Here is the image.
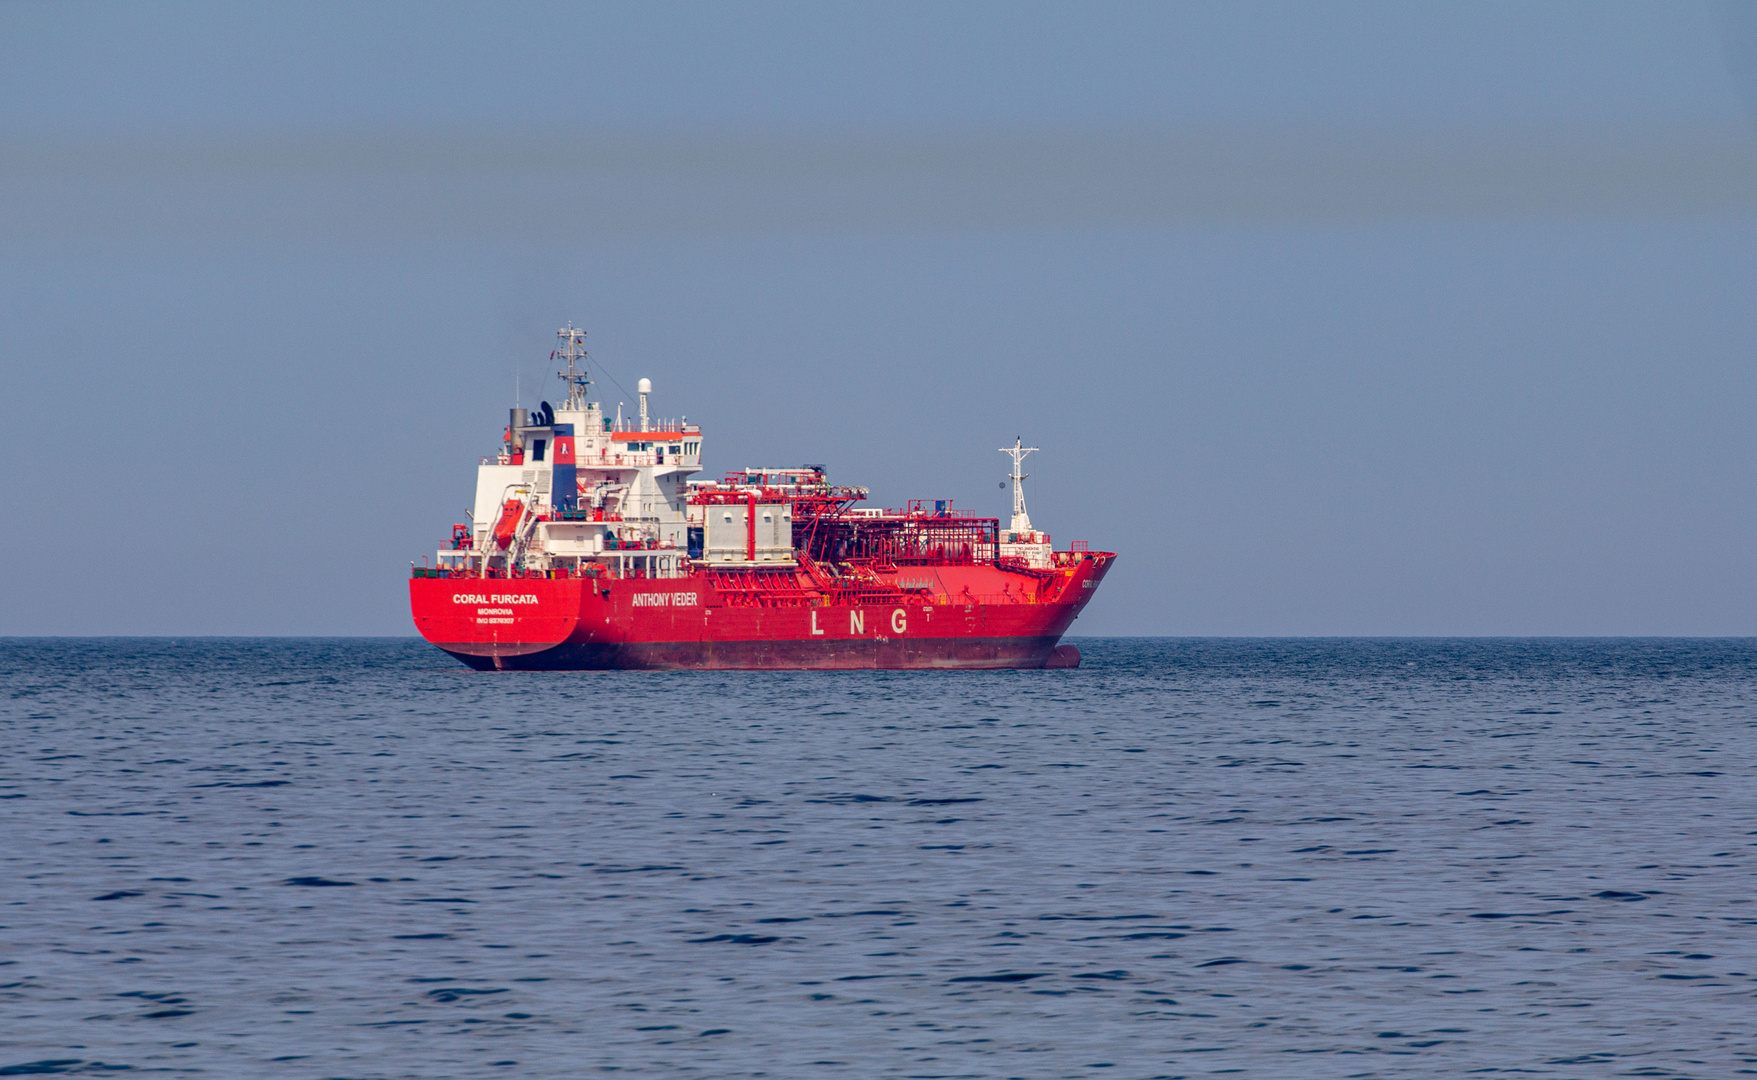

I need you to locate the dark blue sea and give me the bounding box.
[2,638,1753,1079]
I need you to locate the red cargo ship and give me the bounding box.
[409,326,1114,669]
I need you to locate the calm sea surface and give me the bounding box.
[1,638,1753,1079]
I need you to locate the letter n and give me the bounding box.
[849,610,865,635]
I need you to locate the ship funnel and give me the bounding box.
[638,378,652,431]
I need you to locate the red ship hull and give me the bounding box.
[410,556,1113,670]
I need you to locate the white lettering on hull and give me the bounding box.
[630,592,701,608]
[453,593,539,604]
[812,607,908,637]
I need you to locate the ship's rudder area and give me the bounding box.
[433,640,627,671]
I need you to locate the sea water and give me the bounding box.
[1,638,1752,1079]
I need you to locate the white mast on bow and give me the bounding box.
[1000,437,1039,536]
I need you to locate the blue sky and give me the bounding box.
[4,2,1755,635]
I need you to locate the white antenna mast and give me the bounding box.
[999,436,1039,536]
[555,323,591,410]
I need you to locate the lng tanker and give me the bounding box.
[408,325,1114,670]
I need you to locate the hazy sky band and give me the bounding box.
[8,126,1757,251]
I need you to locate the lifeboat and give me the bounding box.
[491,499,525,549]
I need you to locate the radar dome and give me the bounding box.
[637,378,652,394]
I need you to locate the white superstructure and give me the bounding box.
[438,324,702,578]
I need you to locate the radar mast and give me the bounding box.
[1000,437,1039,535]
[555,323,591,410]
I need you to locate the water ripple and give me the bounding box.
[1,637,1753,1077]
